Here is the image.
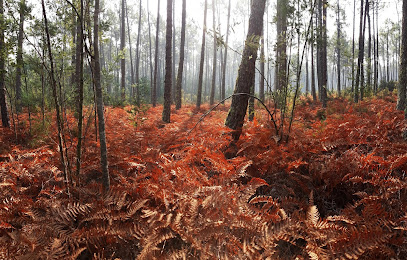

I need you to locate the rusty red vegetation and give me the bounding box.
[0,95,406,259]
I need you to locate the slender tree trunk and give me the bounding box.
[210,0,217,105]
[15,0,25,113]
[42,0,69,195]
[196,0,208,109]
[93,0,110,192]
[152,0,160,106]
[225,0,266,140]
[221,0,231,103]
[147,0,154,105]
[135,0,142,105]
[311,3,317,101]
[162,0,173,123]
[398,0,407,111]
[0,0,9,128]
[319,0,328,107]
[355,0,367,102]
[367,1,372,90]
[71,7,76,86]
[275,0,288,93]
[336,0,341,96]
[175,0,186,109]
[306,46,309,95]
[352,0,356,93]
[316,6,321,99]
[125,0,135,100]
[248,75,255,121]
[120,0,126,101]
[75,0,84,179]
[260,28,265,101]
[373,0,377,93]
[171,0,176,103]
[386,32,390,82]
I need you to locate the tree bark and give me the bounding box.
[42,0,69,194]
[171,0,176,103]
[93,0,110,193]
[352,0,356,93]
[175,0,186,109]
[210,0,217,105]
[275,0,288,93]
[225,0,266,140]
[260,28,265,101]
[125,0,135,100]
[120,0,126,101]
[196,0,208,109]
[15,0,25,113]
[319,0,328,107]
[354,0,367,102]
[0,0,9,128]
[147,0,154,106]
[75,0,84,178]
[152,0,160,107]
[221,0,231,103]
[311,1,317,101]
[398,0,407,111]
[367,1,372,90]
[162,0,173,123]
[135,0,142,105]
[336,0,341,96]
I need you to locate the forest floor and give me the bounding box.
[0,94,407,259]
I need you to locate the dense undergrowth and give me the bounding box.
[0,95,407,259]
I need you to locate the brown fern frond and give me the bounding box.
[125,199,149,219]
[138,229,177,260]
[307,205,320,227]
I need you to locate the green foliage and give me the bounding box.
[127,104,149,128]
[379,80,397,92]
[28,115,52,147]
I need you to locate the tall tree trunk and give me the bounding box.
[125,0,135,100]
[120,0,126,101]
[175,0,186,109]
[319,0,328,107]
[152,0,160,107]
[93,0,110,192]
[336,0,341,96]
[196,0,208,109]
[162,0,173,123]
[372,0,377,93]
[75,0,84,179]
[221,0,231,103]
[367,1,372,90]
[210,0,217,105]
[398,0,407,111]
[225,0,266,140]
[171,0,176,103]
[311,2,317,101]
[42,0,70,195]
[71,7,76,86]
[135,0,142,105]
[147,0,154,105]
[248,76,255,121]
[260,28,265,101]
[275,0,288,93]
[355,0,367,102]
[386,32,390,82]
[15,0,25,113]
[306,46,309,95]
[0,0,9,128]
[352,0,356,93]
